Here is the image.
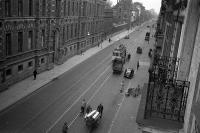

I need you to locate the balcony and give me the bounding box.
[173,0,188,11]
[137,56,190,132]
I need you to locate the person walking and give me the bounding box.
[86,105,92,114]
[120,79,125,93]
[137,61,139,70]
[81,99,86,114]
[62,122,68,133]
[33,69,37,80]
[97,104,103,118]
[109,38,111,43]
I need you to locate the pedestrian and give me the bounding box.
[33,69,37,80]
[137,61,139,70]
[97,103,103,118]
[62,122,68,133]
[120,79,125,93]
[86,105,92,114]
[81,99,86,114]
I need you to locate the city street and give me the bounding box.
[0,21,155,133]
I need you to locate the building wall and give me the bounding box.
[104,8,113,36]
[183,8,200,133]
[0,0,106,91]
[177,0,200,81]
[112,0,132,25]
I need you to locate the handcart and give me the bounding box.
[84,110,101,128]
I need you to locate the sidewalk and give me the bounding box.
[0,27,139,112]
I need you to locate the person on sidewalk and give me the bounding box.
[109,38,111,43]
[137,61,139,70]
[33,69,37,80]
[81,99,86,114]
[62,122,68,133]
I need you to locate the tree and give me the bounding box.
[105,0,113,9]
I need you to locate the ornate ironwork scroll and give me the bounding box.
[145,56,190,122]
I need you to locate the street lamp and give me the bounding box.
[87,32,90,46]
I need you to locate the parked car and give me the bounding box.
[145,32,150,41]
[137,47,142,54]
[124,68,134,79]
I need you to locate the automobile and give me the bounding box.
[124,68,134,79]
[124,35,129,39]
[145,32,150,41]
[137,47,142,54]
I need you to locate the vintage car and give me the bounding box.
[137,47,142,54]
[124,68,134,79]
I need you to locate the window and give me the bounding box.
[42,0,46,16]
[28,31,33,50]
[0,38,2,46]
[83,2,86,16]
[18,65,23,72]
[41,58,45,64]
[28,61,33,68]
[6,69,12,76]
[6,33,11,55]
[18,32,23,52]
[72,2,74,16]
[68,1,70,16]
[75,23,77,37]
[5,0,11,17]
[18,0,23,16]
[0,22,2,28]
[71,24,73,38]
[63,27,65,44]
[66,25,69,40]
[64,0,66,16]
[29,0,33,16]
[56,0,60,17]
[41,30,45,47]
[78,2,81,16]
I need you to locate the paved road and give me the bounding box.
[0,21,155,133]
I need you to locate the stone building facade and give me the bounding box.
[112,0,132,25]
[0,0,105,91]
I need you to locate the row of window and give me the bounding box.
[6,61,33,77]
[5,58,45,77]
[63,1,104,17]
[5,31,33,56]
[4,0,104,17]
[5,0,33,17]
[62,21,103,42]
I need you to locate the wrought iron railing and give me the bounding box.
[145,56,190,122]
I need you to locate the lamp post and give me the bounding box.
[87,32,90,46]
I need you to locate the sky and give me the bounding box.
[110,0,161,13]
